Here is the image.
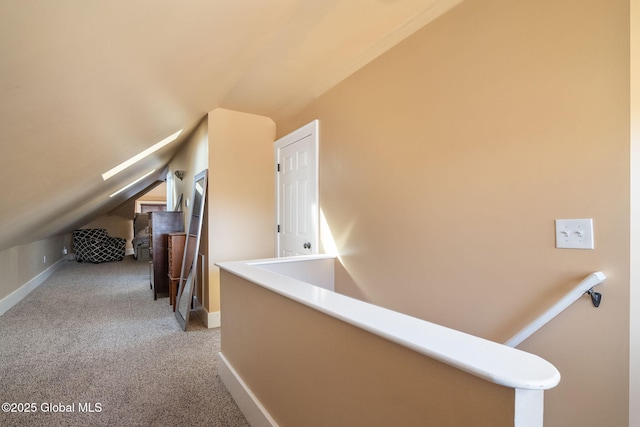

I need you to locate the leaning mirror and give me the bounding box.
[175,169,208,330]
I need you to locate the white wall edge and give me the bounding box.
[217,352,278,427]
[0,256,67,316]
[514,389,544,427]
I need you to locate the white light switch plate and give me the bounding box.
[555,219,594,249]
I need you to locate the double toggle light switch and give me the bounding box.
[555,219,594,249]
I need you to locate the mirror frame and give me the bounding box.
[175,169,208,330]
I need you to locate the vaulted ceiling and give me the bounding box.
[0,0,461,252]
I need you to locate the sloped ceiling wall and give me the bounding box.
[0,0,461,252]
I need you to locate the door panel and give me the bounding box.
[275,120,318,257]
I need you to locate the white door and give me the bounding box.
[275,120,319,257]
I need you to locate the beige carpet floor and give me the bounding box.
[0,256,249,427]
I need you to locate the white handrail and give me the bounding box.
[505,272,606,348]
[219,256,560,391]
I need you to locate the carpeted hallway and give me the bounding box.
[0,256,249,427]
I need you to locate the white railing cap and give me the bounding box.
[218,256,560,390]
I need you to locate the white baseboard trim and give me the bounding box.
[217,352,278,427]
[192,301,220,329]
[0,256,67,316]
[205,309,221,328]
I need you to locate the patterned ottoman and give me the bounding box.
[73,228,126,263]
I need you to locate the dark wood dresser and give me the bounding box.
[149,211,183,300]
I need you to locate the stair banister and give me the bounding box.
[505,271,606,348]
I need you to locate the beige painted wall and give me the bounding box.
[138,182,166,202]
[169,117,209,219]
[278,0,629,426]
[630,0,639,423]
[221,270,515,426]
[0,236,67,302]
[207,108,276,313]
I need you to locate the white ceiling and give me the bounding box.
[0,0,461,251]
